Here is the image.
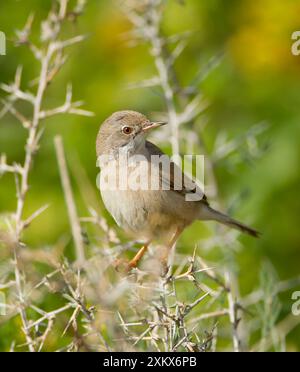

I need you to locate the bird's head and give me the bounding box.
[96,110,166,157]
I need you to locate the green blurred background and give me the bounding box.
[1,0,300,350]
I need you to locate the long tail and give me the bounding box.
[203,206,260,238]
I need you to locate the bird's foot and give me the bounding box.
[160,262,169,277]
[160,261,173,281]
[112,258,136,274]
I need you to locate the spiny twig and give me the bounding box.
[54,136,86,266]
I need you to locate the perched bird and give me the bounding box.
[96,110,259,270]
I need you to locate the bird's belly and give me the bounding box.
[99,159,197,240]
[100,188,180,240]
[100,189,148,234]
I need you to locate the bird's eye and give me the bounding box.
[122,126,133,135]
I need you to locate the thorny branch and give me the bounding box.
[0,0,299,352]
[0,0,92,351]
[117,0,300,352]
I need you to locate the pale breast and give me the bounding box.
[101,188,148,233]
[99,156,199,240]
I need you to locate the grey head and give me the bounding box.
[96,110,166,157]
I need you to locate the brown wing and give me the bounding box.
[145,141,208,204]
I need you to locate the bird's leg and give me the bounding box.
[128,242,149,269]
[161,227,183,272]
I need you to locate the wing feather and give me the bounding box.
[145,141,208,204]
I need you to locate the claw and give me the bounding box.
[113,258,133,274]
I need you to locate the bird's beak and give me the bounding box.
[142,121,167,133]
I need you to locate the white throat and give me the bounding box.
[119,134,146,157]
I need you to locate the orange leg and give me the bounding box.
[161,227,184,266]
[128,243,149,269]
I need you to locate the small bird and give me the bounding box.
[96,110,259,270]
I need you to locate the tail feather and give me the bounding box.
[203,206,260,238]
